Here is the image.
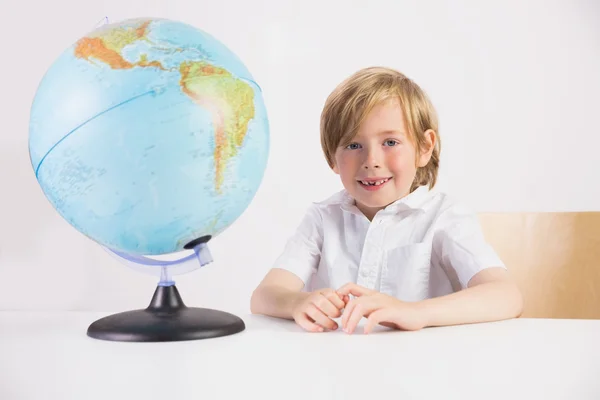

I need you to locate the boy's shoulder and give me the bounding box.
[289,190,354,226]
[313,189,350,208]
[310,189,361,217]
[298,190,348,221]
[425,188,485,234]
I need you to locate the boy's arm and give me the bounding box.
[252,204,324,321]
[416,267,523,327]
[250,268,309,320]
[421,203,522,326]
[338,267,522,334]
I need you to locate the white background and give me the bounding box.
[1,0,599,312]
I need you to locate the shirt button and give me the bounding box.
[360,269,369,277]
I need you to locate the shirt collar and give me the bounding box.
[315,185,433,215]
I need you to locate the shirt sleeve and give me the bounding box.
[271,204,323,285]
[433,202,506,289]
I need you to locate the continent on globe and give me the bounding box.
[180,61,254,192]
[74,20,155,70]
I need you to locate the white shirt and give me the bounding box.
[272,185,506,301]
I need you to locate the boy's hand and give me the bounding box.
[337,283,427,334]
[291,289,348,332]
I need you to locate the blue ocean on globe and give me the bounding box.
[29,18,269,256]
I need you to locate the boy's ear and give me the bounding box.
[417,129,436,167]
[332,163,340,174]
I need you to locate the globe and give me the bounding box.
[29,17,269,257]
[28,18,270,342]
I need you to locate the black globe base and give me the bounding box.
[87,284,245,342]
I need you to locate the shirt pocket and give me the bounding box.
[380,243,432,302]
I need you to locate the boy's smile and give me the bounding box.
[357,176,392,191]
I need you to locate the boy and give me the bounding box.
[251,67,523,334]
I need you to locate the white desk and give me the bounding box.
[1,311,599,400]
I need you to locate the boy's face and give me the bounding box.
[332,98,435,220]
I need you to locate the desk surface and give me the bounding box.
[1,311,599,400]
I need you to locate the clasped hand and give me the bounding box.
[291,283,427,334]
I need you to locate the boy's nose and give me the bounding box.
[363,149,381,169]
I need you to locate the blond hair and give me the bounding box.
[320,66,440,192]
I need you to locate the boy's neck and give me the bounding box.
[351,188,421,221]
[354,202,385,222]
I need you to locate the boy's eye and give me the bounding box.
[384,139,399,146]
[346,143,361,150]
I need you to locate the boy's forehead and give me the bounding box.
[339,97,409,144]
[358,99,406,129]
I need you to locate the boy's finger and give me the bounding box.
[306,304,338,330]
[296,314,324,333]
[341,299,357,330]
[323,291,345,310]
[337,283,373,297]
[364,309,387,334]
[344,304,366,334]
[314,295,342,318]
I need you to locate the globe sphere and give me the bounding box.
[29,18,269,256]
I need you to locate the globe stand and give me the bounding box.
[87,236,245,342]
[87,285,245,342]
